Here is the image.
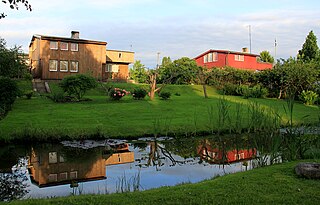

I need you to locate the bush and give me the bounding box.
[238,84,268,99]
[109,88,130,100]
[59,74,97,101]
[132,88,147,100]
[300,90,318,105]
[159,91,171,100]
[221,83,240,96]
[0,77,19,117]
[24,90,33,99]
[48,91,70,103]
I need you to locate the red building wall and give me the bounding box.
[194,50,273,71]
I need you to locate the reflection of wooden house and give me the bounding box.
[198,143,256,164]
[28,144,135,188]
[28,147,106,188]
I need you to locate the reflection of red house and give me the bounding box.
[198,143,256,164]
[194,48,273,71]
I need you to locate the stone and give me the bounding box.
[295,162,320,179]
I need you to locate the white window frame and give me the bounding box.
[111,64,119,73]
[212,52,218,61]
[204,54,208,63]
[105,64,112,72]
[50,41,58,50]
[49,60,58,72]
[208,53,213,62]
[70,61,79,72]
[235,54,244,61]
[70,171,78,179]
[60,172,68,181]
[60,42,68,51]
[60,60,69,72]
[71,43,79,52]
[49,152,58,163]
[48,174,58,182]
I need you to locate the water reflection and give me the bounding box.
[0,136,269,200]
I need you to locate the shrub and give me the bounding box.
[49,91,70,103]
[221,83,239,96]
[159,91,171,100]
[132,88,147,100]
[59,74,97,101]
[24,90,33,99]
[0,77,19,114]
[109,88,130,100]
[300,90,318,105]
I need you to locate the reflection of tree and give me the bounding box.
[0,158,29,202]
[137,139,186,171]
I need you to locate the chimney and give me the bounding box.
[242,47,248,53]
[71,31,79,39]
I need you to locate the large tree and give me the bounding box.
[1,0,32,19]
[129,60,148,83]
[0,38,28,78]
[298,30,319,62]
[259,50,274,64]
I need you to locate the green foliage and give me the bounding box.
[300,90,318,105]
[1,0,32,19]
[158,57,199,84]
[298,30,319,62]
[0,38,29,78]
[109,88,130,100]
[130,60,148,83]
[257,58,318,98]
[238,84,268,99]
[0,77,19,117]
[132,88,147,100]
[158,91,171,100]
[49,91,68,103]
[59,74,97,101]
[259,50,274,63]
[24,90,33,99]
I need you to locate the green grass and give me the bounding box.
[8,160,320,205]
[0,83,319,142]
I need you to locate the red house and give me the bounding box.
[194,48,273,71]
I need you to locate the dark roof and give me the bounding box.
[29,34,107,47]
[194,49,259,59]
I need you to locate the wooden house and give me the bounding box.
[29,31,134,81]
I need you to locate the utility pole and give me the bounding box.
[156,52,160,69]
[248,25,252,53]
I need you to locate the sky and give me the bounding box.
[0,0,320,68]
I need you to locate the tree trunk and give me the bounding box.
[203,84,208,98]
[149,73,157,100]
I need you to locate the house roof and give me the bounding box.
[29,34,107,48]
[194,49,259,60]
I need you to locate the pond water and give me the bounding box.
[0,136,280,200]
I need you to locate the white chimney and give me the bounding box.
[71,31,79,39]
[242,47,248,53]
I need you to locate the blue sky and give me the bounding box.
[1,0,319,68]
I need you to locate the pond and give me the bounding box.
[0,135,283,201]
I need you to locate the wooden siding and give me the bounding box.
[106,50,134,64]
[29,36,107,80]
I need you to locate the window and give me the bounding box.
[60,172,68,181]
[48,174,58,182]
[49,60,58,71]
[59,155,65,163]
[70,171,78,179]
[71,43,78,51]
[111,64,119,72]
[50,41,58,50]
[60,42,68,51]
[235,54,244,61]
[212,52,218,61]
[70,61,79,72]
[105,64,112,72]
[49,152,58,163]
[208,53,213,62]
[119,53,122,58]
[204,55,208,63]
[60,60,68,72]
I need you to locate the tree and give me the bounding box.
[0,38,29,78]
[259,50,274,64]
[161,56,172,67]
[1,0,32,19]
[129,60,148,83]
[298,30,319,62]
[0,77,19,118]
[59,74,97,101]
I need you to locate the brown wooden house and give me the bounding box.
[29,31,134,81]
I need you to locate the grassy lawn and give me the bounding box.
[9,160,320,205]
[0,82,319,142]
